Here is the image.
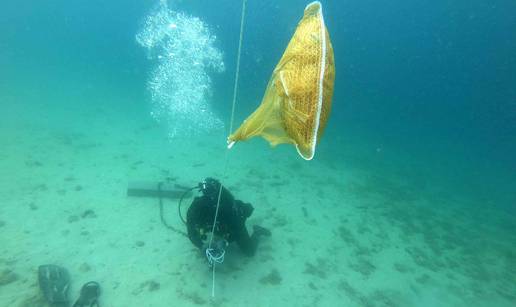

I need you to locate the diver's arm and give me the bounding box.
[186,198,204,249]
[234,200,254,220]
[187,224,203,249]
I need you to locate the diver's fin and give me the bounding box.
[72,281,101,307]
[38,264,70,305]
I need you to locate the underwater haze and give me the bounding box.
[1,0,515,306]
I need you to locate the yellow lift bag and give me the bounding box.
[227,1,335,160]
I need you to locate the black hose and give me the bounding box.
[178,186,197,225]
[157,182,188,237]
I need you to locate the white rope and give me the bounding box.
[228,0,247,137]
[206,247,226,265]
[208,0,247,299]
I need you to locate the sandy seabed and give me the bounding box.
[0,102,514,307]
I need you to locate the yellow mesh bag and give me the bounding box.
[228,1,335,160]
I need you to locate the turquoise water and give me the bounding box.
[1,0,515,306]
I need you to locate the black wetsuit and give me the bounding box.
[186,184,267,256]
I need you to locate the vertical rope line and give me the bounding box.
[211,262,216,297]
[228,0,247,135]
[208,0,247,299]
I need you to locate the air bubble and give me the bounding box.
[136,1,225,138]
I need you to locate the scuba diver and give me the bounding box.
[186,178,271,263]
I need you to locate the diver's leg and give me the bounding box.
[235,226,258,257]
[235,225,271,256]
